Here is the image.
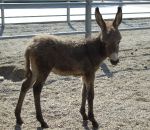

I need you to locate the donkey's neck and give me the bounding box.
[85,34,107,68]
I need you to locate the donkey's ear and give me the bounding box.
[113,7,122,28]
[95,7,106,31]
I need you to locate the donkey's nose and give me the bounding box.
[110,59,119,65]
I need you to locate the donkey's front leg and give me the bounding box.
[84,73,99,129]
[80,83,88,126]
[87,85,98,128]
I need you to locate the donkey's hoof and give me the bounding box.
[41,122,49,129]
[15,124,22,130]
[16,119,24,126]
[92,121,99,129]
[82,120,88,127]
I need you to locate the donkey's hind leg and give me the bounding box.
[15,75,32,126]
[33,71,50,128]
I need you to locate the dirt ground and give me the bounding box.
[0,21,150,130]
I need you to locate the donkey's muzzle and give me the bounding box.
[110,59,119,65]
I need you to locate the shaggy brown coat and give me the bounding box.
[15,7,122,129]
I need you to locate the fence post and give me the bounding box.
[67,0,70,23]
[67,0,76,30]
[119,0,123,7]
[85,0,92,38]
[0,0,4,30]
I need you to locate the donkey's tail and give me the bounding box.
[24,48,32,78]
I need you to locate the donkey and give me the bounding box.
[15,7,122,129]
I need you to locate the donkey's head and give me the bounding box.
[95,7,122,65]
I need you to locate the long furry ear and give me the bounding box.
[113,7,122,28]
[95,7,106,31]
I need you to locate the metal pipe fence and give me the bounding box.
[0,0,150,39]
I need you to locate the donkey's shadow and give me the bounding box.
[36,127,100,130]
[83,126,100,130]
[14,125,21,130]
[14,125,101,130]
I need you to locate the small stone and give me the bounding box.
[131,52,134,55]
[144,66,148,69]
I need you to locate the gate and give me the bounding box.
[0,0,150,39]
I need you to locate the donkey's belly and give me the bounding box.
[51,67,83,76]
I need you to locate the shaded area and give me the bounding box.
[100,63,113,78]
[0,65,25,82]
[0,26,4,36]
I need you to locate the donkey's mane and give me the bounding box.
[32,33,103,47]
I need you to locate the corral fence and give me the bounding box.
[0,0,150,39]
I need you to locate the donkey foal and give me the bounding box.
[15,7,122,129]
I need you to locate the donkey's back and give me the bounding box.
[27,34,94,76]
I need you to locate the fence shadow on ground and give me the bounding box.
[0,26,4,36]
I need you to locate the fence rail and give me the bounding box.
[0,0,150,39]
[1,1,150,9]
